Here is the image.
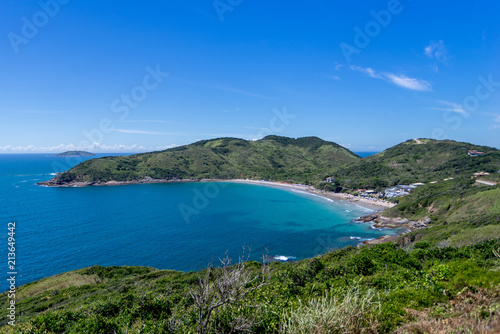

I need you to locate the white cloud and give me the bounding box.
[0,143,178,153]
[384,73,432,91]
[430,100,468,115]
[349,65,432,91]
[424,40,447,63]
[117,120,176,124]
[155,144,179,150]
[350,65,381,78]
[492,115,500,129]
[327,75,341,81]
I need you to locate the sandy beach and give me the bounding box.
[224,179,396,210]
[224,179,426,247]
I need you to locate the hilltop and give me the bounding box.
[39,136,359,186]
[329,138,499,190]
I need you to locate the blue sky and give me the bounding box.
[1,0,499,153]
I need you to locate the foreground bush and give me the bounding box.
[280,284,380,334]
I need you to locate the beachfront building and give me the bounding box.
[357,189,382,199]
[384,185,414,198]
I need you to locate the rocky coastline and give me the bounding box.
[359,212,431,245]
[37,177,199,187]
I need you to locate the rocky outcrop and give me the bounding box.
[359,213,431,246]
[359,213,431,231]
[38,177,196,187]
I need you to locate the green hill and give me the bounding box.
[39,136,359,186]
[329,138,499,190]
[6,136,500,333]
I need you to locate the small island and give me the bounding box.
[53,151,95,157]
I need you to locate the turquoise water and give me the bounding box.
[0,154,403,291]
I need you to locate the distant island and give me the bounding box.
[53,151,95,157]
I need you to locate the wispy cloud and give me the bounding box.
[244,126,270,131]
[115,129,183,135]
[424,40,448,63]
[176,78,278,101]
[384,73,432,91]
[327,75,341,81]
[117,120,179,124]
[0,143,179,153]
[212,84,277,101]
[492,115,500,129]
[349,65,432,91]
[350,65,381,79]
[19,110,70,114]
[223,108,240,113]
[429,100,468,115]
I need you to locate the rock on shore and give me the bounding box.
[359,213,431,245]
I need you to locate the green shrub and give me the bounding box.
[280,285,380,334]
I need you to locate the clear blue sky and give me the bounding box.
[1,0,499,153]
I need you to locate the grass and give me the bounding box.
[15,272,103,300]
[3,240,500,333]
[446,225,500,248]
[448,187,500,223]
[395,288,500,334]
[280,285,380,334]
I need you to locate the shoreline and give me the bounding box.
[39,177,422,245]
[38,177,395,210]
[223,179,395,210]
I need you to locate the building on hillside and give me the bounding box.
[325,177,335,183]
[472,172,490,179]
[468,150,485,157]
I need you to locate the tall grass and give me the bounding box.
[280,285,381,334]
[16,272,102,299]
[447,225,500,247]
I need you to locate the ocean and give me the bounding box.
[0,154,402,291]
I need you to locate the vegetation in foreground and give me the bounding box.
[2,239,500,333]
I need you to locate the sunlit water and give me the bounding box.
[0,154,403,290]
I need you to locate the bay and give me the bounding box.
[0,154,403,291]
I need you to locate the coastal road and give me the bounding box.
[476,180,497,186]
